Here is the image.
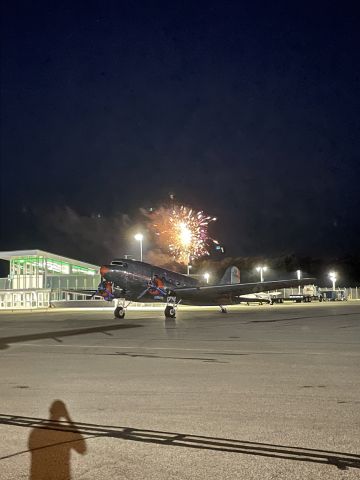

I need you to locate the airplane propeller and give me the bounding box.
[137,282,168,300]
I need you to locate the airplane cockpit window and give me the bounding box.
[111,261,128,268]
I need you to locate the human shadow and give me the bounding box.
[0,323,142,349]
[27,401,87,479]
[1,413,359,471]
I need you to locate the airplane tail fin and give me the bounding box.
[220,266,240,284]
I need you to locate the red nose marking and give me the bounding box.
[100,266,110,277]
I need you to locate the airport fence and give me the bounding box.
[0,289,51,309]
[347,287,360,299]
[0,286,359,310]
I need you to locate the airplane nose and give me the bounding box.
[100,266,110,277]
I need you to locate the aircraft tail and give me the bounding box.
[220,266,240,284]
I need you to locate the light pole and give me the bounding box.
[204,272,210,284]
[256,266,267,282]
[134,233,143,262]
[329,271,337,291]
[297,269,301,294]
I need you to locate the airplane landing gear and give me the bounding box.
[219,306,227,313]
[164,305,176,318]
[164,296,181,319]
[114,306,126,319]
[114,298,131,319]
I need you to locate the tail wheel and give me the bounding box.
[114,306,125,319]
[165,306,176,318]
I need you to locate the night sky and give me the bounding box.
[1,2,359,269]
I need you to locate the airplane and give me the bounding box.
[238,290,286,305]
[74,259,315,319]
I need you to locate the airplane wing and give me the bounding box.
[64,287,117,301]
[173,278,315,305]
[64,289,98,297]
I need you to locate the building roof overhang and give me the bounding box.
[0,250,99,270]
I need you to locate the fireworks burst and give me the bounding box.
[151,205,219,263]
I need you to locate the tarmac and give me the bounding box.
[0,301,359,479]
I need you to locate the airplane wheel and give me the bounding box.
[165,306,176,318]
[114,306,125,319]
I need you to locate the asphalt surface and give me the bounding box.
[0,302,360,479]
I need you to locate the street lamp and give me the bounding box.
[329,271,337,291]
[134,233,143,262]
[204,272,210,284]
[256,265,267,282]
[297,269,301,294]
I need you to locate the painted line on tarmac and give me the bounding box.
[10,343,360,356]
[11,343,278,351]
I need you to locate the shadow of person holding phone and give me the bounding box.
[28,400,87,479]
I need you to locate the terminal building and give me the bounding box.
[0,250,100,309]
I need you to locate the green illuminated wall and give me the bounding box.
[9,255,99,290]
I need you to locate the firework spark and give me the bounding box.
[151,205,218,263]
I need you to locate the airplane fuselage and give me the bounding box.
[101,259,198,304]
